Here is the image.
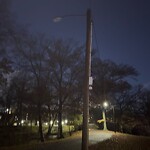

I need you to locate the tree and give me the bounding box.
[91,57,138,131]
[0,73,15,126]
[14,34,50,142]
[92,58,138,100]
[10,71,30,126]
[47,39,84,138]
[138,88,150,125]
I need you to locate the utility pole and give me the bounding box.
[82,9,92,150]
[53,9,92,149]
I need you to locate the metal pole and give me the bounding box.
[113,106,116,133]
[82,9,92,150]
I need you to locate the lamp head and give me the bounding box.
[53,17,63,22]
[103,101,108,108]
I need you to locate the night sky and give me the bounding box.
[11,0,150,86]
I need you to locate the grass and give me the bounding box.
[0,130,80,150]
[0,125,75,148]
[0,126,39,146]
[89,132,150,150]
[1,128,150,150]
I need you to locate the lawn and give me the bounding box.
[1,129,150,150]
[89,132,150,150]
[0,125,74,148]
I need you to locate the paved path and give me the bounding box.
[31,130,114,150]
[89,130,113,145]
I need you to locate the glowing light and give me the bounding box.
[103,102,108,108]
[37,121,39,125]
[6,108,9,112]
[14,123,17,126]
[62,121,64,125]
[65,119,68,124]
[50,120,53,125]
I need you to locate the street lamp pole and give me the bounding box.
[112,105,116,133]
[103,101,108,130]
[102,109,108,130]
[82,9,92,150]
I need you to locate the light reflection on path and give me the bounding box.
[89,129,113,144]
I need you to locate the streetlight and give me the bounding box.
[103,101,108,108]
[103,101,108,130]
[53,14,85,22]
[53,9,92,150]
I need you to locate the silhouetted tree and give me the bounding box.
[47,39,84,138]
[91,57,138,130]
[14,34,50,142]
[138,88,150,125]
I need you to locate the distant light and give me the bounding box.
[37,121,39,125]
[28,123,31,126]
[14,123,17,126]
[103,102,108,108]
[65,119,68,124]
[45,122,48,126]
[62,121,64,125]
[21,120,24,124]
[50,120,53,125]
[6,108,9,112]
[9,110,11,114]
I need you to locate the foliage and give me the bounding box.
[69,114,83,131]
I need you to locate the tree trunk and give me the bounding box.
[57,100,64,138]
[47,115,52,136]
[38,102,44,142]
[17,99,22,126]
[47,105,52,135]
